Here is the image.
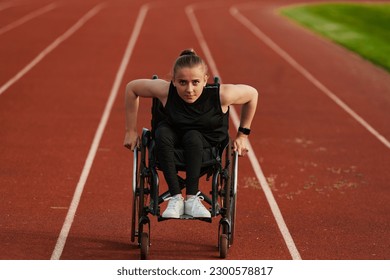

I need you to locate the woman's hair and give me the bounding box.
[172,49,208,78]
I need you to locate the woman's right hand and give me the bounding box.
[123,130,139,151]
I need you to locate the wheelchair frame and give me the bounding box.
[130,76,238,259]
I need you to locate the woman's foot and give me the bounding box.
[185,192,211,218]
[161,194,184,218]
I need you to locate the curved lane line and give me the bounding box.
[230,4,390,150]
[185,4,302,260]
[0,3,105,96]
[0,2,57,36]
[50,3,151,260]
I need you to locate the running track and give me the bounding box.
[1,0,389,260]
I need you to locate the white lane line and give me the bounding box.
[185,4,302,260]
[0,2,14,12]
[230,5,390,150]
[0,2,57,36]
[50,3,150,260]
[0,3,105,96]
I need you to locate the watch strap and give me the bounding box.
[238,126,251,135]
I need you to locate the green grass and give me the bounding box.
[279,3,390,72]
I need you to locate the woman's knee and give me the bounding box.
[155,125,176,146]
[182,130,204,147]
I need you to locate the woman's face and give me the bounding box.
[173,65,208,103]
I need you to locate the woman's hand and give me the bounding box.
[123,130,139,151]
[233,134,249,156]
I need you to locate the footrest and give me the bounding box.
[180,214,196,219]
[158,215,212,223]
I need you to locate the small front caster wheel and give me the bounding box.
[219,233,228,259]
[140,232,149,260]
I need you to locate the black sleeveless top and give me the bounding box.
[163,82,229,145]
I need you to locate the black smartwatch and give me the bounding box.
[238,126,251,135]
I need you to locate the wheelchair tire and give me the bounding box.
[140,232,150,260]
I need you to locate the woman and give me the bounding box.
[124,49,258,219]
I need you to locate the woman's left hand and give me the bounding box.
[233,134,249,156]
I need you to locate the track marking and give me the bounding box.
[50,3,150,260]
[186,4,302,260]
[230,4,390,150]
[0,3,57,36]
[0,3,105,96]
[0,2,14,12]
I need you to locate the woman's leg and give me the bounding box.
[182,130,212,218]
[155,124,181,196]
[182,130,211,195]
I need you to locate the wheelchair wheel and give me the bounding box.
[218,145,238,257]
[140,232,150,260]
[136,135,150,244]
[219,233,228,259]
[229,151,238,246]
[131,147,140,243]
[217,142,236,258]
[131,138,150,246]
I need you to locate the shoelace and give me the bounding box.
[192,195,206,210]
[166,196,182,209]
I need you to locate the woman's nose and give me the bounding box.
[186,84,194,93]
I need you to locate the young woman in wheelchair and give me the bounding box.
[124,49,258,219]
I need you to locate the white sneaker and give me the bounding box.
[162,194,184,218]
[185,192,211,218]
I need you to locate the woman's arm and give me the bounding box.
[124,79,169,150]
[220,84,259,156]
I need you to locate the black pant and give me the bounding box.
[155,123,211,196]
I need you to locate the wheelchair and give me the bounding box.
[131,76,238,259]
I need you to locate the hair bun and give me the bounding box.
[180,49,196,56]
[173,48,207,78]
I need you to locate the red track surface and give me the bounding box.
[1,0,389,260]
